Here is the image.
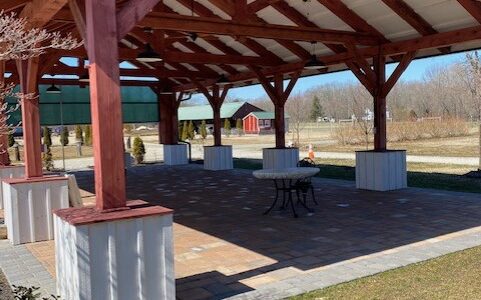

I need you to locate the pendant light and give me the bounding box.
[216,74,230,86]
[79,72,90,83]
[46,74,61,94]
[304,42,326,70]
[137,43,163,63]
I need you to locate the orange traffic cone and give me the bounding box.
[308,144,315,159]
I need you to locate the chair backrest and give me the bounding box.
[298,157,316,167]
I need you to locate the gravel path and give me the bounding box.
[52,142,479,171]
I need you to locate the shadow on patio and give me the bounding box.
[73,164,481,299]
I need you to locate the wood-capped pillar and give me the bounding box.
[85,0,126,210]
[373,55,387,151]
[0,62,11,166]
[16,58,42,177]
[158,93,179,145]
[274,103,286,149]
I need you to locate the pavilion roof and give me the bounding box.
[3,0,481,92]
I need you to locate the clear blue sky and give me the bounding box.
[207,51,469,102]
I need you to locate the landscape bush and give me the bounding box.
[332,118,470,145]
[132,136,146,164]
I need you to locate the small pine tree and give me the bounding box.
[42,127,52,147]
[132,136,146,164]
[42,146,54,171]
[60,126,69,146]
[181,121,189,141]
[200,120,208,140]
[223,119,231,137]
[84,125,92,146]
[75,125,83,144]
[8,133,14,147]
[236,118,243,136]
[187,121,195,140]
[310,95,324,121]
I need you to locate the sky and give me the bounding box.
[199,51,469,102]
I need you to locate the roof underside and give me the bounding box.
[3,0,481,92]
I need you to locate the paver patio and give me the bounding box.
[1,164,481,299]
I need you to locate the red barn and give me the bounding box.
[243,112,289,134]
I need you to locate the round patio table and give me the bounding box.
[253,167,320,217]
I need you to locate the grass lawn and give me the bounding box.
[233,158,481,194]
[290,246,481,300]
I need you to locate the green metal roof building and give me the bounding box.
[178,102,263,123]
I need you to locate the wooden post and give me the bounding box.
[85,0,126,210]
[251,68,301,149]
[16,58,42,177]
[158,93,179,145]
[0,62,11,166]
[191,80,230,147]
[212,86,222,146]
[373,55,387,151]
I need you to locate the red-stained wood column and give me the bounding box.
[0,62,11,166]
[373,55,387,151]
[85,0,126,210]
[251,68,301,149]
[211,86,222,146]
[191,80,230,147]
[158,93,179,145]
[16,58,42,177]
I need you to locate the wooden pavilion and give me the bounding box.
[3,0,481,298]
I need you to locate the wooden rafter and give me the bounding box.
[139,12,380,45]
[116,0,161,39]
[381,0,450,54]
[457,0,481,23]
[20,0,68,28]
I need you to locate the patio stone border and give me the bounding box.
[0,240,56,297]
[0,225,480,299]
[226,226,481,299]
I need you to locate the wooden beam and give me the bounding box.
[457,0,481,24]
[317,0,388,42]
[20,0,68,29]
[381,0,450,54]
[85,0,126,210]
[373,55,387,151]
[68,0,87,48]
[381,51,416,97]
[247,0,282,14]
[141,13,380,45]
[16,57,43,178]
[116,0,161,39]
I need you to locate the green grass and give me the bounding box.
[233,158,481,194]
[289,246,481,300]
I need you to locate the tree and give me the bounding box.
[75,125,83,144]
[285,93,311,147]
[187,120,195,140]
[7,133,14,147]
[224,119,231,137]
[132,136,146,164]
[42,146,53,171]
[236,118,243,136]
[181,121,189,141]
[0,12,81,157]
[84,125,92,146]
[199,120,208,140]
[60,126,69,146]
[464,51,481,171]
[310,95,324,121]
[42,127,52,147]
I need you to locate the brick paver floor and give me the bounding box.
[3,164,481,299]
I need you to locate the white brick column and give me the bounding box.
[163,144,188,165]
[54,201,175,300]
[262,148,299,169]
[3,176,68,245]
[356,150,407,191]
[0,165,24,209]
[204,145,233,170]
